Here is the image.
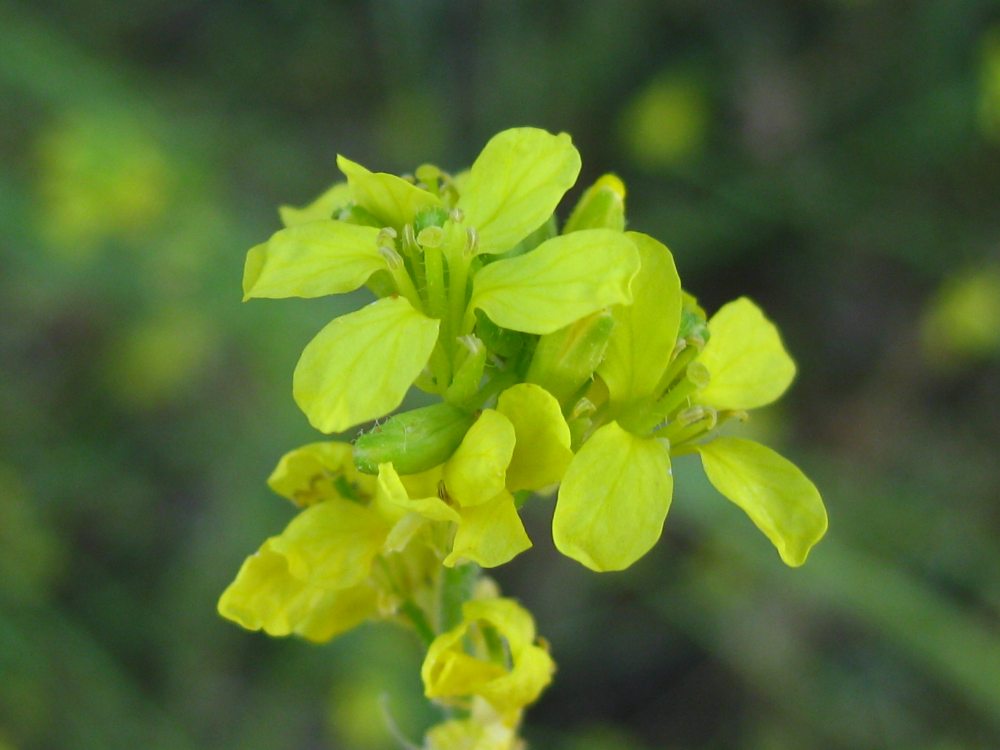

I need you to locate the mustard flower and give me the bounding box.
[242,127,639,434]
[551,232,828,571]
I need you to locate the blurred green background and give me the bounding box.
[2,1,1000,748]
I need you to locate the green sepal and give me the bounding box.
[563,173,626,233]
[474,309,530,359]
[414,205,450,233]
[445,336,488,405]
[526,309,615,405]
[353,403,475,475]
[679,291,709,342]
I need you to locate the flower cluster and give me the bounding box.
[219,127,827,747]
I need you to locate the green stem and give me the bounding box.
[439,563,480,633]
[401,600,436,647]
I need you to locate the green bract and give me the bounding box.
[220,126,828,749]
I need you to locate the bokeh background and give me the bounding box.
[3,1,1000,748]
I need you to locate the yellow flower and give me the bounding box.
[241,127,639,434]
[552,233,827,571]
[421,598,554,716]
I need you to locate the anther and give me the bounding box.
[378,245,403,269]
[377,227,398,246]
[465,227,479,255]
[402,223,419,252]
[449,208,464,224]
[458,334,483,354]
[570,397,596,419]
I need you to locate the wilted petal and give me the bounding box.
[267,441,375,507]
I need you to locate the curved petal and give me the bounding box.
[696,297,797,410]
[242,220,384,300]
[696,437,827,567]
[266,441,375,507]
[470,229,640,335]
[457,127,581,254]
[443,409,516,507]
[337,155,442,227]
[553,421,672,572]
[597,232,682,404]
[293,297,440,433]
[279,181,352,227]
[376,463,459,524]
[268,499,389,588]
[217,542,378,642]
[445,491,531,568]
[496,383,572,491]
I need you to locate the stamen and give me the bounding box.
[465,227,479,255]
[449,207,464,224]
[570,397,596,419]
[378,245,403,269]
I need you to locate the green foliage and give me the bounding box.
[2,1,999,749]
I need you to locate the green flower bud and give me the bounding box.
[353,403,475,475]
[474,309,530,359]
[526,309,615,405]
[563,173,626,233]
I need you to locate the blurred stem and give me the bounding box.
[439,562,480,633]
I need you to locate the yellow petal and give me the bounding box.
[597,232,682,404]
[421,598,554,714]
[267,441,374,507]
[242,221,384,300]
[444,410,515,507]
[293,583,379,642]
[278,181,353,227]
[293,297,440,433]
[337,154,442,227]
[268,499,389,588]
[458,127,581,254]
[376,463,459,523]
[696,297,797,410]
[422,626,507,698]
[553,421,673,571]
[217,540,379,642]
[425,718,518,750]
[496,384,572,491]
[445,491,531,568]
[470,229,640,335]
[696,438,827,567]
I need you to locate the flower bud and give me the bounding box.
[526,309,615,404]
[563,173,626,233]
[354,403,475,475]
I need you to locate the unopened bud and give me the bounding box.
[563,173,626,233]
[354,403,475,475]
[526,310,616,405]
